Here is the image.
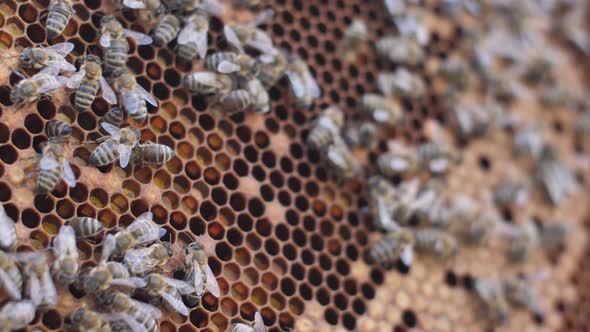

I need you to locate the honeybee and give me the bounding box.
[115,0,164,18]
[19,42,76,76]
[82,260,147,293]
[285,54,321,109]
[215,78,270,114]
[101,211,166,259]
[475,278,510,326]
[224,9,277,56]
[367,175,398,232]
[513,124,543,159]
[344,122,379,148]
[99,16,153,74]
[540,222,570,260]
[535,145,576,205]
[152,14,182,47]
[394,8,429,45]
[69,217,104,239]
[451,102,498,140]
[18,252,57,308]
[502,276,544,315]
[176,12,210,61]
[184,71,234,95]
[89,123,140,168]
[413,228,458,258]
[245,78,270,113]
[96,290,162,332]
[375,36,424,66]
[384,0,406,17]
[445,195,499,245]
[255,52,287,89]
[67,55,117,112]
[10,73,68,105]
[46,119,72,140]
[306,106,344,151]
[361,93,404,128]
[338,20,368,61]
[417,142,462,175]
[377,69,425,99]
[0,251,22,301]
[168,0,225,16]
[182,242,221,306]
[540,85,573,109]
[51,225,79,285]
[0,204,16,251]
[0,300,36,331]
[233,311,266,332]
[123,242,171,276]
[369,228,415,268]
[131,142,175,166]
[114,69,157,124]
[326,142,363,181]
[494,180,530,208]
[37,138,77,194]
[142,273,194,316]
[377,150,419,177]
[67,308,112,332]
[439,57,470,91]
[46,0,75,39]
[205,52,257,79]
[503,220,540,263]
[100,107,125,129]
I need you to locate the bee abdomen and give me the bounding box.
[217,90,252,114]
[126,97,147,124]
[90,139,118,166]
[37,169,61,194]
[46,120,72,139]
[306,129,333,150]
[104,41,129,73]
[71,217,104,238]
[177,43,197,61]
[369,237,400,266]
[153,15,181,46]
[101,108,124,129]
[46,5,72,39]
[74,80,100,111]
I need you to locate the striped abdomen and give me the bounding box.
[369,235,404,267]
[306,127,334,151]
[0,253,22,292]
[90,139,118,166]
[46,2,72,39]
[74,78,100,111]
[37,168,61,194]
[100,108,124,130]
[153,15,180,46]
[134,144,174,165]
[176,43,197,61]
[123,92,147,124]
[182,267,205,306]
[106,262,129,279]
[104,39,129,74]
[71,217,103,238]
[129,306,158,332]
[218,90,251,114]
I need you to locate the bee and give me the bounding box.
[19,42,76,75]
[182,242,221,306]
[417,142,462,175]
[306,106,344,151]
[439,57,470,91]
[51,225,79,285]
[96,290,162,332]
[67,54,117,112]
[367,176,398,232]
[502,276,544,315]
[18,252,57,308]
[89,123,140,168]
[384,0,406,18]
[37,138,77,194]
[82,261,147,293]
[46,119,72,140]
[115,0,164,19]
[131,142,175,166]
[344,122,380,149]
[540,85,572,109]
[123,242,172,276]
[494,180,530,208]
[46,0,75,39]
[100,108,125,130]
[215,88,253,114]
[540,222,570,260]
[503,220,540,263]
[67,308,112,332]
[176,12,210,61]
[377,151,419,177]
[513,124,544,159]
[205,52,258,79]
[451,102,499,140]
[361,93,404,128]
[245,78,270,113]
[0,251,22,301]
[113,69,158,124]
[369,228,414,268]
[255,52,287,89]
[10,73,68,105]
[377,69,425,99]
[233,311,266,332]
[445,195,499,245]
[285,54,321,109]
[338,20,368,61]
[224,9,277,56]
[141,273,194,316]
[0,300,36,331]
[413,228,458,258]
[0,204,16,251]
[152,14,182,47]
[375,36,424,66]
[326,142,363,181]
[535,145,576,205]
[184,71,234,95]
[168,0,225,16]
[99,16,153,74]
[474,278,510,326]
[101,212,166,259]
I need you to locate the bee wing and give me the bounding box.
[193,263,205,295]
[254,311,265,332]
[125,29,153,45]
[217,60,241,74]
[248,39,278,56]
[0,269,21,300]
[400,245,414,266]
[160,291,189,316]
[28,274,42,306]
[39,76,68,94]
[102,313,145,332]
[122,0,146,8]
[101,234,116,263]
[177,22,196,44]
[253,9,274,26]
[60,60,77,73]
[66,70,86,89]
[101,122,120,136]
[285,70,306,98]
[44,42,75,57]
[178,25,209,59]
[223,26,245,53]
[100,33,111,48]
[39,62,61,76]
[135,211,154,223]
[304,72,321,98]
[199,0,225,16]
[110,277,146,288]
[132,84,157,106]
[42,268,58,304]
[205,264,220,297]
[162,276,195,294]
[40,153,59,170]
[99,76,117,104]
[131,298,163,319]
[54,225,77,257]
[118,144,133,168]
[62,161,77,188]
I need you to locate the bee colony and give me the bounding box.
[0,0,589,331]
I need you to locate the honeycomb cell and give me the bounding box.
[22,208,41,229]
[56,199,75,219]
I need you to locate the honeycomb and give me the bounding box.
[0,0,589,331]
